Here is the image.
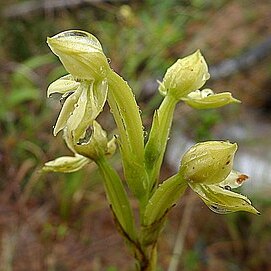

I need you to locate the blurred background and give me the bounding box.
[0,0,271,270]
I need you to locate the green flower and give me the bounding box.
[180,141,259,214]
[181,88,240,109]
[158,50,210,100]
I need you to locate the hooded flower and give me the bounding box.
[180,141,259,214]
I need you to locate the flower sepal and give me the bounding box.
[43,154,90,173]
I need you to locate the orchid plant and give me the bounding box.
[43,30,259,271]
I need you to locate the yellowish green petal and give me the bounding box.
[181,88,240,109]
[190,183,259,215]
[43,154,90,173]
[53,87,82,136]
[47,74,80,97]
[64,121,116,161]
[66,79,108,142]
[73,120,108,160]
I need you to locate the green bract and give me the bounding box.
[158,50,210,100]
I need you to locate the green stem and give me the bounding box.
[135,243,157,271]
[145,94,178,192]
[107,70,149,202]
[141,244,157,271]
[96,156,137,241]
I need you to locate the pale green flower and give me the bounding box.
[180,141,259,214]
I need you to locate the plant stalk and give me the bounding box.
[145,94,178,192]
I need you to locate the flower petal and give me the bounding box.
[53,86,82,136]
[66,79,108,142]
[182,89,240,109]
[43,154,90,173]
[47,74,80,97]
[190,183,259,215]
[158,50,210,100]
[180,141,237,185]
[47,30,110,80]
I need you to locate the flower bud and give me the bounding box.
[158,50,210,100]
[181,88,240,109]
[47,30,110,80]
[180,141,237,185]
